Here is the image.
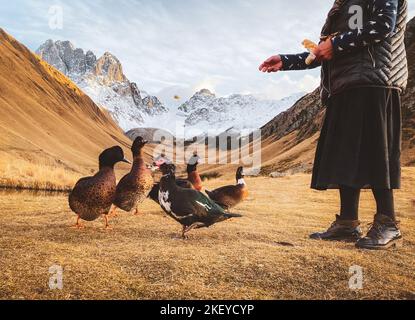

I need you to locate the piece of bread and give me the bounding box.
[302,39,318,51]
[302,39,318,65]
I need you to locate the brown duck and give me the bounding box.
[186,161,203,191]
[69,146,130,229]
[205,167,248,210]
[112,137,154,215]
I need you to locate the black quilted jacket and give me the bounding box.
[320,0,408,103]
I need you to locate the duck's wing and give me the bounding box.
[69,176,94,209]
[206,185,244,208]
[116,173,137,192]
[69,176,94,200]
[148,183,160,203]
[72,176,93,190]
[176,179,194,189]
[172,189,226,219]
[164,188,242,227]
[187,191,243,225]
[207,185,237,198]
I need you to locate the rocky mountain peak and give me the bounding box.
[94,52,126,84]
[36,39,89,75]
[36,39,68,74]
[197,88,215,97]
[85,50,97,71]
[36,39,168,131]
[179,88,216,113]
[142,96,166,116]
[37,41,126,83]
[177,88,303,137]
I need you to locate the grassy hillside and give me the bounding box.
[0,29,154,190]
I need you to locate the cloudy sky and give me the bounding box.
[1,0,414,105]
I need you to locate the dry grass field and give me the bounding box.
[1,168,414,300]
[0,153,80,192]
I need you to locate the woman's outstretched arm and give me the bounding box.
[259,52,321,73]
[280,52,322,71]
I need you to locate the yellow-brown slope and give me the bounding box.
[0,29,150,190]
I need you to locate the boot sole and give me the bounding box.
[355,237,403,250]
[310,235,362,243]
[309,234,363,243]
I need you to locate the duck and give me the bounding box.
[147,154,202,204]
[205,167,248,210]
[158,163,242,239]
[148,179,193,204]
[186,158,203,191]
[68,146,130,229]
[112,137,154,216]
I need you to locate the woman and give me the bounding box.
[259,0,408,250]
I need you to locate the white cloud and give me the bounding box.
[298,74,321,93]
[257,73,319,101]
[1,0,413,106]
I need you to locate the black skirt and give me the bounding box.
[311,87,402,190]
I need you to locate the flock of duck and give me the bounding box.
[68,137,249,239]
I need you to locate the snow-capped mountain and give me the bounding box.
[36,40,167,130]
[174,89,304,138]
[36,40,302,139]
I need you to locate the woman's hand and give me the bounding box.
[259,55,283,73]
[313,38,334,62]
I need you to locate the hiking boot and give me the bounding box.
[310,215,363,242]
[356,214,403,250]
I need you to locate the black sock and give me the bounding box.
[372,189,396,220]
[339,186,361,221]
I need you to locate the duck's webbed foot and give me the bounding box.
[70,215,85,229]
[181,225,189,240]
[181,223,206,240]
[108,205,119,218]
[103,215,113,231]
[134,208,143,216]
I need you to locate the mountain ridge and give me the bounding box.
[36,39,167,131]
[37,40,304,139]
[0,28,146,189]
[173,88,304,138]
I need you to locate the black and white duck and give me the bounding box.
[148,152,202,204]
[158,163,242,239]
[148,179,193,204]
